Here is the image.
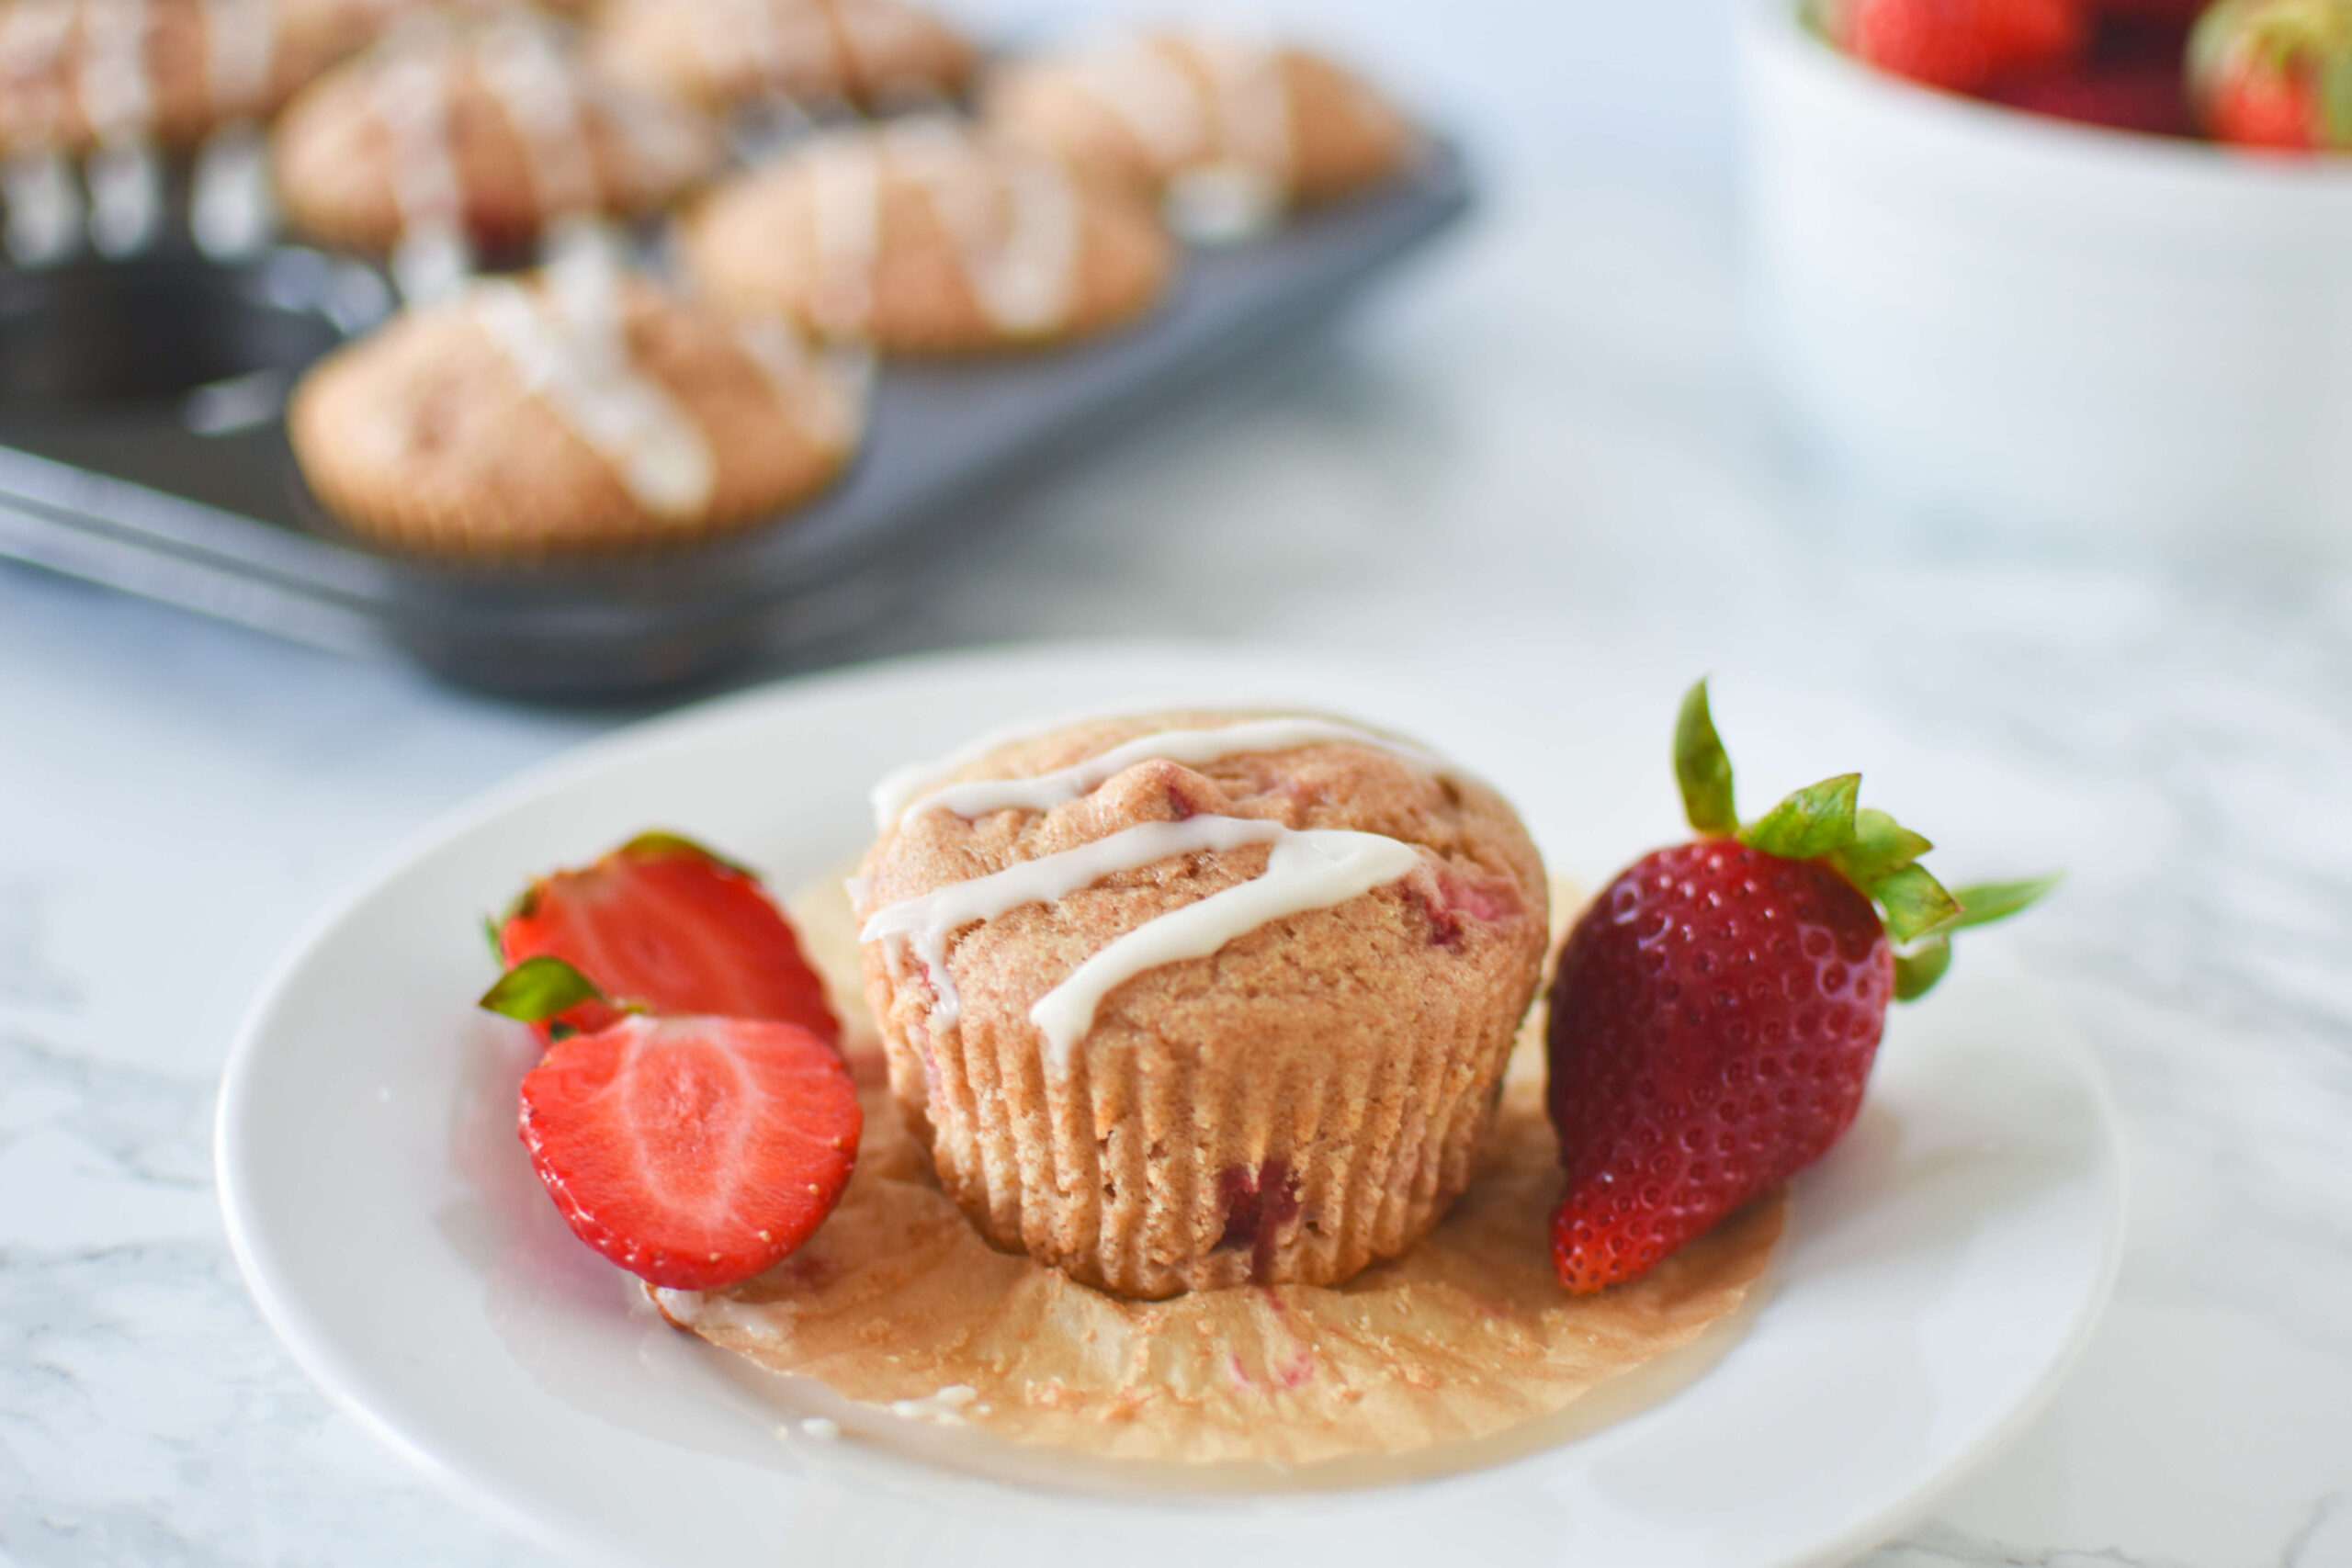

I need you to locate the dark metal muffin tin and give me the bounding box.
[0,142,1470,699]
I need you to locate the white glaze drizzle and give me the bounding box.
[804,130,881,335]
[801,118,1081,337]
[864,817,1283,1027]
[466,236,718,520]
[861,716,1442,1065]
[860,815,1422,1066]
[733,312,865,453]
[882,716,1432,829]
[702,0,818,96]
[1059,34,1204,164]
[76,0,163,254]
[197,0,275,113]
[188,119,272,257]
[375,28,470,301]
[1027,825,1419,1066]
[2,148,82,264]
[472,13,596,218]
[84,139,159,254]
[888,118,1078,333]
[74,0,149,141]
[1060,33,1293,184]
[1191,35,1293,184]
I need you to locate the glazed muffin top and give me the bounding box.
[585,0,973,116]
[271,10,718,283]
[0,0,360,155]
[681,115,1172,354]
[288,245,865,556]
[855,711,1548,1072]
[982,31,1416,237]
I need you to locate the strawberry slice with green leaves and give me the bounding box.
[492,832,837,1048]
[1545,681,2056,1296]
[482,956,862,1292]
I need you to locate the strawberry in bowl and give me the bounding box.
[1545,683,2055,1293]
[2190,0,2352,147]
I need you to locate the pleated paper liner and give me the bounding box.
[642,874,1785,1477]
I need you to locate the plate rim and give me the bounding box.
[215,637,2130,1568]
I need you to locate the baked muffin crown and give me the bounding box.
[288,252,865,556]
[682,115,1172,354]
[271,10,718,268]
[982,30,1417,235]
[584,0,974,115]
[0,0,360,155]
[856,711,1548,1298]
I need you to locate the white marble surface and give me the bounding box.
[7,4,2352,1562]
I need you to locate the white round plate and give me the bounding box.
[219,642,2125,1568]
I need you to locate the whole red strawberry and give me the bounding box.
[1546,682,2055,1295]
[494,831,837,1048]
[2189,0,2352,149]
[1816,0,2090,92]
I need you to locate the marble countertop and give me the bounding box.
[6,27,2352,1565]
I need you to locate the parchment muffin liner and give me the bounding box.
[885,916,1520,1298]
[648,876,1785,1469]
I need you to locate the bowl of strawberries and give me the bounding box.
[1742,0,2352,558]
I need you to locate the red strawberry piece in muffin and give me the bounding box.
[1544,682,2056,1295]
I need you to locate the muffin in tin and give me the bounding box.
[288,243,865,557]
[585,0,973,117]
[854,711,1550,1299]
[681,115,1172,353]
[0,0,362,156]
[271,10,717,290]
[983,31,1416,238]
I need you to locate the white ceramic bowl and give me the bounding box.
[1740,0,2352,560]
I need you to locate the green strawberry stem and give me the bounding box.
[616,830,753,876]
[1675,682,1739,834]
[1671,680,2058,999]
[481,954,610,1024]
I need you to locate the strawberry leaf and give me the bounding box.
[618,831,752,877]
[1874,863,1963,943]
[1738,773,1860,860]
[1830,807,1933,887]
[1674,680,1738,836]
[481,914,505,964]
[480,955,606,1023]
[1947,873,2063,930]
[1894,934,1952,1000]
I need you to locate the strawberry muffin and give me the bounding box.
[681,115,1173,354]
[982,31,1416,238]
[271,11,718,291]
[585,0,974,116]
[0,0,356,157]
[854,711,1549,1299]
[288,242,865,556]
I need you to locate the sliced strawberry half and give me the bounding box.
[516,1013,862,1291]
[494,832,837,1047]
